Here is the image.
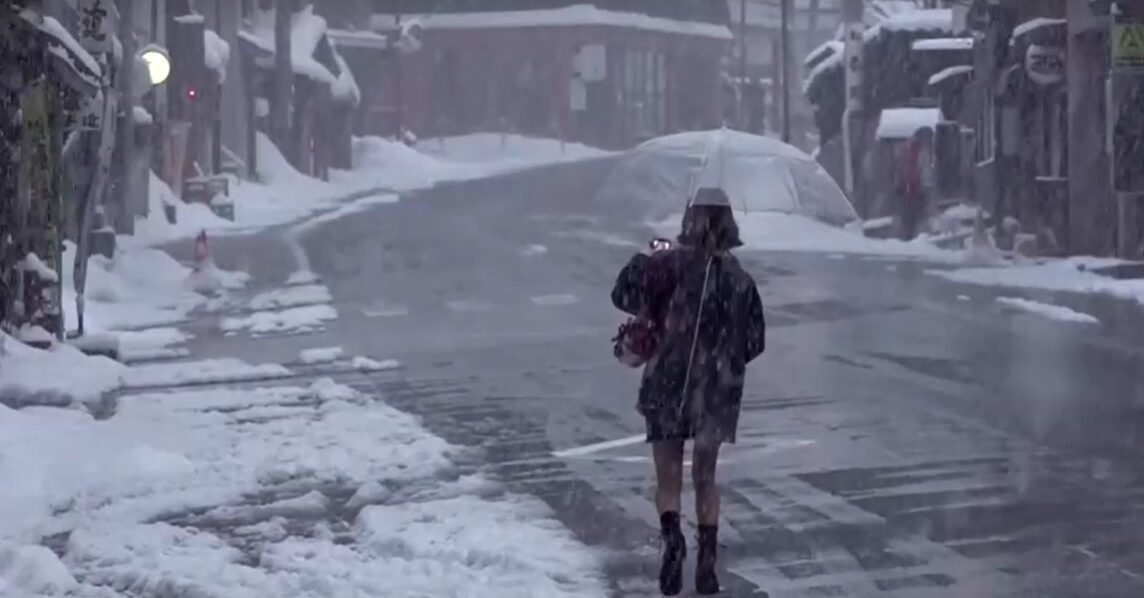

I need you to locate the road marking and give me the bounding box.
[553,434,646,458]
[531,294,580,307]
[446,299,495,313]
[362,304,409,318]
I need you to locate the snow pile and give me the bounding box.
[249,284,332,310]
[372,4,732,40]
[340,136,451,190]
[203,29,231,82]
[656,212,960,261]
[0,333,125,407]
[299,346,343,364]
[336,134,611,192]
[61,242,233,333]
[132,172,232,245]
[417,133,610,169]
[931,258,1144,306]
[876,107,941,140]
[122,358,292,388]
[0,380,607,596]
[996,297,1100,324]
[221,304,339,336]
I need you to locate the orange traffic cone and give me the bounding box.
[193,230,210,273]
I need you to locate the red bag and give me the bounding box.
[612,315,660,367]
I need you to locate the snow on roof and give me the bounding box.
[38,16,102,87]
[330,48,361,105]
[928,64,973,87]
[173,13,205,24]
[1012,17,1066,40]
[370,4,733,40]
[876,107,941,140]
[805,39,842,68]
[248,5,338,85]
[328,28,389,50]
[803,47,842,94]
[864,8,953,42]
[912,37,973,52]
[204,29,231,82]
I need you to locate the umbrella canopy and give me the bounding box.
[597,129,859,226]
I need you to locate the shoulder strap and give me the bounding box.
[678,256,715,419]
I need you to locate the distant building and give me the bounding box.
[323,0,733,150]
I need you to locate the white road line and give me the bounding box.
[362,304,409,318]
[552,434,646,458]
[446,299,495,313]
[531,294,580,307]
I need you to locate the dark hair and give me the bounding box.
[678,202,742,252]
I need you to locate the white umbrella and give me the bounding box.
[598,129,859,226]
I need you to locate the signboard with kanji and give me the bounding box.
[64,94,103,131]
[1113,17,1144,71]
[77,0,116,54]
[844,23,865,111]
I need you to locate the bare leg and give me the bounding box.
[693,440,723,595]
[652,439,686,596]
[692,441,722,525]
[652,440,685,515]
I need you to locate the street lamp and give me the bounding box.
[139,44,170,86]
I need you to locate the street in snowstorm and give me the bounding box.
[7,1,1144,597]
[164,158,1144,598]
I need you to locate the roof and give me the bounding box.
[912,37,973,52]
[370,0,730,25]
[928,64,973,87]
[370,4,733,39]
[876,107,941,140]
[243,6,360,103]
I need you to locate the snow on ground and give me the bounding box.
[139,132,609,245]
[655,212,961,261]
[336,134,613,192]
[996,297,1100,324]
[352,356,400,372]
[931,257,1144,306]
[122,358,292,388]
[222,304,339,336]
[299,346,343,364]
[0,377,606,597]
[0,333,125,407]
[248,284,332,310]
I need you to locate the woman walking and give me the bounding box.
[612,188,767,596]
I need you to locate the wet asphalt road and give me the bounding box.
[181,159,1144,597]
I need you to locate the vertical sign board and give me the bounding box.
[77,0,116,54]
[843,23,865,111]
[21,79,62,331]
[842,21,865,199]
[1111,16,1144,194]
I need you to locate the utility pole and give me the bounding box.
[841,0,864,205]
[270,0,293,159]
[780,0,791,142]
[739,0,747,128]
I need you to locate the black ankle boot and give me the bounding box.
[659,512,686,596]
[696,524,720,595]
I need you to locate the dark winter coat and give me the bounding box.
[612,246,766,444]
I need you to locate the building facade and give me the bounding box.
[326,1,732,150]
